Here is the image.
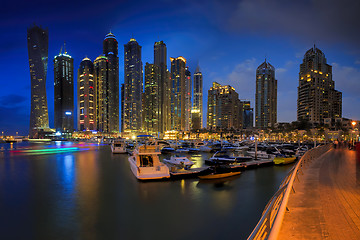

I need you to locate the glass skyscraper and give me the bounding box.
[192,65,203,130]
[170,57,187,131]
[255,60,277,129]
[124,38,143,133]
[54,44,74,133]
[27,24,49,138]
[94,55,108,132]
[103,32,119,133]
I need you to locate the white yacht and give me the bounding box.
[128,145,170,180]
[111,139,127,154]
[163,155,194,168]
[194,141,212,152]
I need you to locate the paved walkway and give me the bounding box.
[278,148,360,239]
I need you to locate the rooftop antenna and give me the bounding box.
[59,45,63,54]
[64,41,67,54]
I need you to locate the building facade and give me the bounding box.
[77,58,95,131]
[94,55,108,132]
[184,66,192,132]
[27,25,49,138]
[154,41,170,133]
[54,45,74,133]
[143,63,160,134]
[170,57,187,131]
[103,32,119,133]
[207,82,242,130]
[255,60,277,129]
[123,38,143,133]
[192,66,203,130]
[242,100,253,129]
[297,46,342,123]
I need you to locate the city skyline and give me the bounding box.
[1,0,360,135]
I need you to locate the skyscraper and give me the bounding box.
[154,41,170,133]
[103,32,119,133]
[255,60,277,129]
[77,58,95,131]
[94,55,108,132]
[242,100,253,129]
[297,46,342,123]
[184,66,192,132]
[170,57,187,131]
[192,65,203,130]
[207,82,241,130]
[27,24,49,138]
[54,44,74,133]
[124,38,143,133]
[143,63,160,134]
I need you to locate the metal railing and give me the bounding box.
[247,144,332,240]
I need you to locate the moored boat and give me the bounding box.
[128,145,170,180]
[163,155,194,168]
[273,156,297,165]
[111,139,127,153]
[198,171,241,180]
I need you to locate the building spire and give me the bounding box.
[64,41,67,54]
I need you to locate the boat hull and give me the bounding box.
[274,157,296,165]
[199,172,241,179]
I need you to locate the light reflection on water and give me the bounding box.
[0,141,294,240]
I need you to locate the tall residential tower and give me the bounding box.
[255,60,277,129]
[54,44,74,133]
[192,65,203,130]
[170,57,186,131]
[123,38,143,133]
[27,25,49,138]
[297,46,342,123]
[77,58,95,131]
[103,32,119,133]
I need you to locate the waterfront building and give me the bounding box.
[192,65,203,130]
[207,82,242,131]
[27,24,49,138]
[54,44,74,133]
[255,60,277,129]
[94,55,108,132]
[103,32,119,133]
[120,83,124,132]
[77,58,95,131]
[143,63,160,134]
[123,38,143,133]
[185,66,192,132]
[154,41,170,133]
[242,100,253,129]
[297,46,342,123]
[170,57,187,131]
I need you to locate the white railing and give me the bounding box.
[247,144,332,240]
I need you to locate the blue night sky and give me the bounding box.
[1,0,360,135]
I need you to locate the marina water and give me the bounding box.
[0,141,293,240]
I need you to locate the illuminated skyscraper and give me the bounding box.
[170,57,187,131]
[242,100,253,129]
[143,63,160,134]
[124,38,143,132]
[184,67,192,132]
[54,44,74,133]
[27,24,49,138]
[103,32,119,133]
[207,82,241,130]
[94,55,108,132]
[192,65,203,130]
[255,60,277,129]
[297,46,342,123]
[77,58,95,131]
[154,41,170,133]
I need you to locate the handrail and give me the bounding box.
[247,144,332,240]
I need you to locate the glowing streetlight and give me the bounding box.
[351,121,356,127]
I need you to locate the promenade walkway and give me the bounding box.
[278,148,360,239]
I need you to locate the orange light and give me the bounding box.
[352,121,356,126]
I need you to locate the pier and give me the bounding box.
[278,148,360,239]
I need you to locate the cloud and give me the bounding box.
[332,62,360,96]
[199,0,360,51]
[0,94,27,106]
[0,106,29,135]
